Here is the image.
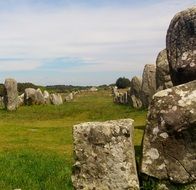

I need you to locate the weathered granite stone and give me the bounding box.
[166,7,196,85]
[3,78,18,111]
[43,90,50,104]
[50,93,63,105]
[112,86,118,96]
[24,88,45,105]
[36,88,45,104]
[24,88,36,105]
[141,64,156,107]
[18,93,24,107]
[65,93,73,102]
[72,119,139,190]
[129,76,142,108]
[141,80,196,184]
[156,49,173,91]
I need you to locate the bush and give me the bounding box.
[115,77,131,89]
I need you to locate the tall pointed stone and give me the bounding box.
[141,64,156,107]
[3,78,18,111]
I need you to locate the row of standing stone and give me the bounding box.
[72,7,196,190]
[1,80,98,111]
[113,48,173,108]
[2,78,75,111]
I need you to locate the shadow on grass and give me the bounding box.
[135,125,146,130]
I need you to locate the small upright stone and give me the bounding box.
[3,78,18,111]
[18,93,24,107]
[24,88,45,105]
[50,93,63,105]
[43,90,50,104]
[65,92,73,102]
[72,119,139,190]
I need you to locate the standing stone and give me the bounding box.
[24,88,37,105]
[141,64,156,107]
[50,93,63,105]
[129,76,142,108]
[113,87,119,103]
[3,78,18,111]
[24,88,45,105]
[72,119,139,190]
[65,93,73,102]
[141,80,196,184]
[156,49,173,91]
[123,91,128,104]
[36,88,45,104]
[166,7,196,85]
[43,90,50,104]
[18,93,24,107]
[112,86,118,96]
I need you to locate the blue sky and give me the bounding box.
[0,0,195,85]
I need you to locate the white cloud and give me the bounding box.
[0,0,195,84]
[0,59,42,71]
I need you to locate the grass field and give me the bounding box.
[0,90,147,190]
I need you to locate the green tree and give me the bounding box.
[115,77,131,89]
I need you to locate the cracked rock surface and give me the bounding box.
[72,119,139,190]
[141,80,196,184]
[166,7,196,85]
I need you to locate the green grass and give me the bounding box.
[0,90,147,190]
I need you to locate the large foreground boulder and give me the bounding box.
[156,49,173,91]
[3,78,18,111]
[129,76,142,108]
[141,80,196,184]
[141,64,156,107]
[72,119,139,190]
[166,7,196,85]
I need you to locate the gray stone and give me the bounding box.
[65,93,73,102]
[43,90,50,104]
[3,78,18,111]
[18,93,24,107]
[141,64,156,107]
[50,93,63,105]
[89,87,98,92]
[141,80,196,184]
[72,119,139,190]
[129,76,142,108]
[36,88,45,104]
[156,49,173,91]
[24,88,45,105]
[166,7,196,85]
[130,95,142,108]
